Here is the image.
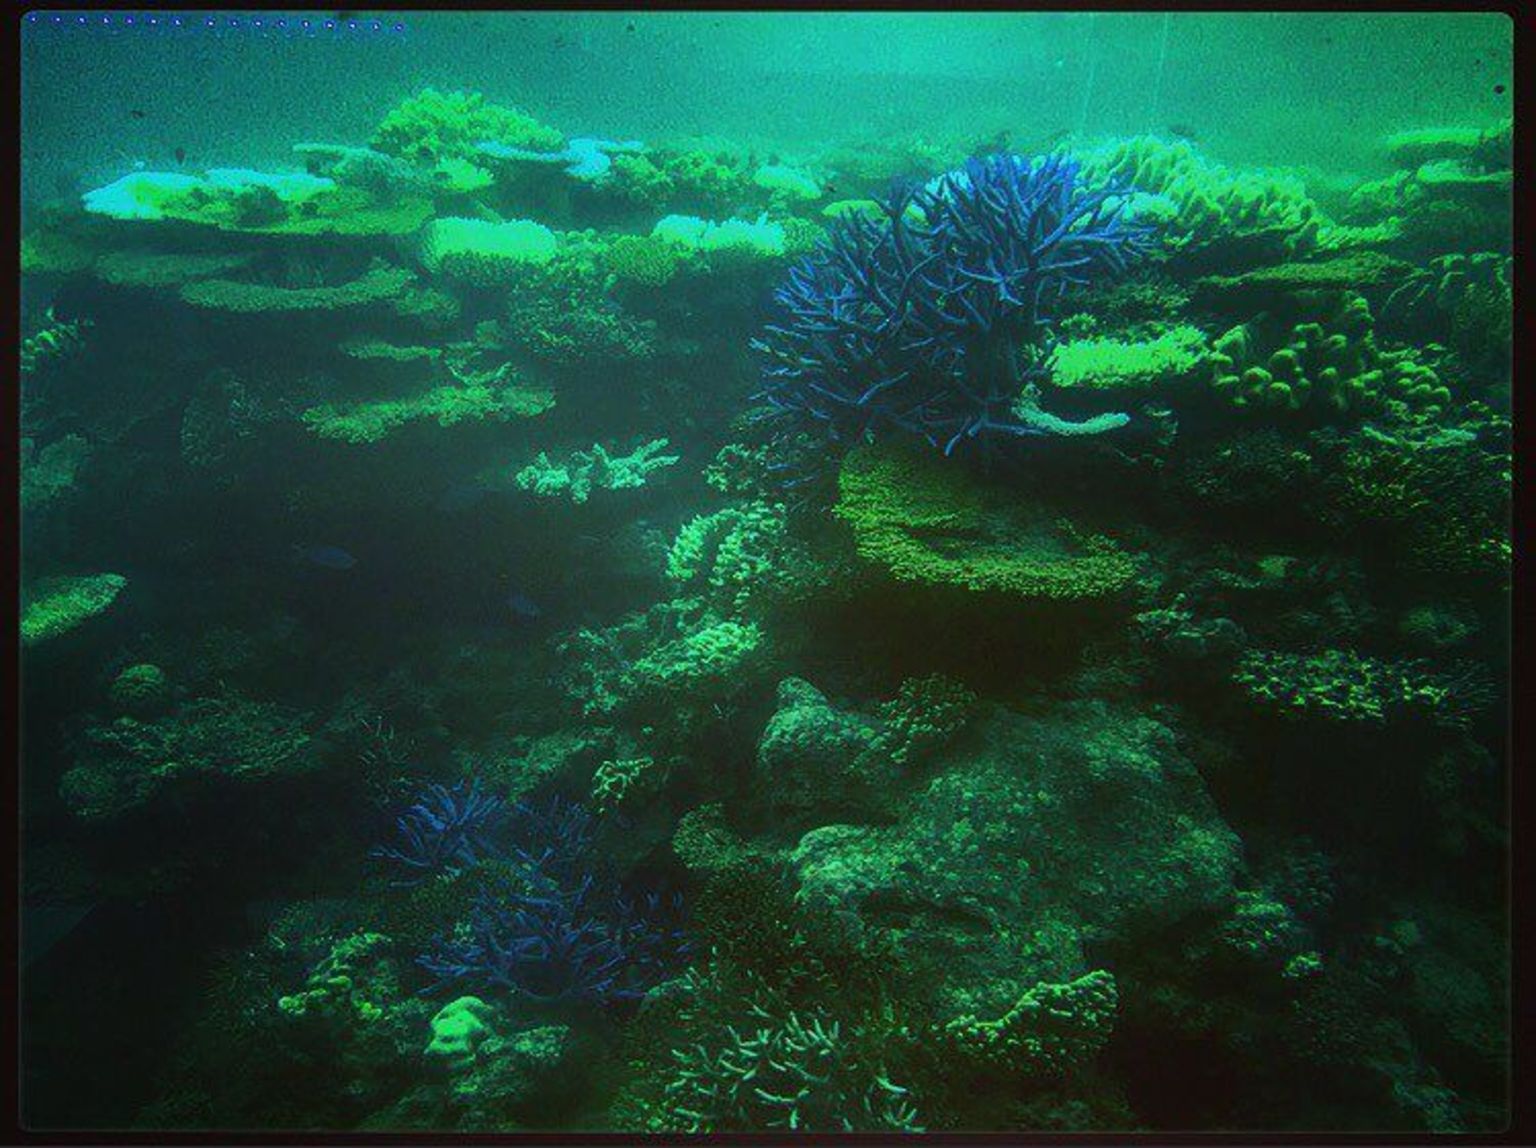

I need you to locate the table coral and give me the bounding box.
[21,573,127,646]
[418,217,559,285]
[180,263,415,314]
[1049,325,1207,392]
[834,444,1138,601]
[302,378,554,445]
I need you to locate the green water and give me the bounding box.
[19,9,1511,1134]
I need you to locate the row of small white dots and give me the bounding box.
[25,13,408,32]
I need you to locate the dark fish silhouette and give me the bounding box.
[129,108,146,120]
[294,544,357,570]
[1167,124,1200,142]
[507,591,541,621]
[174,146,186,165]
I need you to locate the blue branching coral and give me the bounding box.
[372,779,508,883]
[752,152,1153,455]
[420,879,688,1005]
[412,795,689,1006]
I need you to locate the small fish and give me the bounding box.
[507,592,542,621]
[129,108,146,120]
[1166,123,1199,143]
[174,146,186,165]
[294,544,357,570]
[625,20,636,32]
[1494,83,1506,95]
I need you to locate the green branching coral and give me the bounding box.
[1049,325,1207,393]
[1215,890,1306,965]
[514,439,679,503]
[834,445,1137,601]
[1232,647,1491,730]
[665,500,820,616]
[371,87,562,167]
[301,378,554,445]
[1208,293,1450,420]
[654,146,756,215]
[941,970,1118,1078]
[21,573,127,646]
[108,663,172,718]
[629,617,766,696]
[605,153,675,208]
[873,674,977,767]
[660,968,920,1133]
[278,932,397,1027]
[591,755,661,814]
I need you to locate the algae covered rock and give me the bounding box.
[791,700,1242,1016]
[756,678,886,823]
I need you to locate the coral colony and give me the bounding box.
[753,152,1151,455]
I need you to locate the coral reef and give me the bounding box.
[17,75,1510,1136]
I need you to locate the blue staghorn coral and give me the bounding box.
[372,779,508,884]
[752,152,1152,455]
[411,795,689,1006]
